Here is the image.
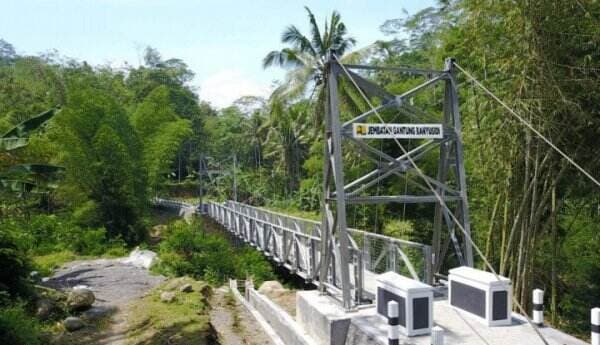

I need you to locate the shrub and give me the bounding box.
[0,231,32,298]
[156,221,236,284]
[156,220,272,286]
[0,305,42,345]
[235,248,274,286]
[2,214,126,258]
[31,250,78,277]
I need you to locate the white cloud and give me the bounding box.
[198,70,271,109]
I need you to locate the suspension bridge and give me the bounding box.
[154,54,599,345]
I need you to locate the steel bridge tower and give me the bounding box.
[318,52,473,310]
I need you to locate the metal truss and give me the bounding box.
[319,53,474,310]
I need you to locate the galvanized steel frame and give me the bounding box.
[319,54,473,309]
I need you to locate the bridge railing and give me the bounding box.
[153,197,194,209]
[206,200,432,300]
[208,201,323,282]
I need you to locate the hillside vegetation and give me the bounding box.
[0,1,598,342]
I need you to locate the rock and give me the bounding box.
[82,306,116,321]
[67,288,95,310]
[30,271,41,283]
[179,283,193,293]
[258,280,284,294]
[151,224,166,237]
[160,291,176,303]
[199,284,212,299]
[121,247,157,269]
[36,298,55,320]
[163,277,185,291]
[63,316,85,332]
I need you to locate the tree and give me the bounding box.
[55,72,147,244]
[263,7,356,107]
[0,39,16,63]
[131,86,192,191]
[263,100,310,193]
[375,0,600,337]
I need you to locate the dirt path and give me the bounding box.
[209,286,276,345]
[44,258,166,345]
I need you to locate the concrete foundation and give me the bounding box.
[247,287,315,345]
[297,290,588,345]
[296,291,377,345]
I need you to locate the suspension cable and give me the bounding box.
[453,62,600,189]
[332,54,550,345]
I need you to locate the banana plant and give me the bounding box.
[0,108,64,195]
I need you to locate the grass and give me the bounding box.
[126,277,215,345]
[32,246,129,277]
[224,290,242,332]
[32,250,84,276]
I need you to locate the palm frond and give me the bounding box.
[304,6,325,56]
[263,49,306,69]
[281,25,317,57]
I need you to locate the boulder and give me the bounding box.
[163,277,186,291]
[67,288,95,310]
[122,247,157,269]
[179,283,193,293]
[82,306,116,321]
[36,298,55,320]
[30,271,41,283]
[258,281,284,294]
[199,284,212,299]
[63,317,85,332]
[160,291,176,303]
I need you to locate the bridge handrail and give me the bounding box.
[154,197,434,299]
[217,202,322,241]
[218,200,432,284]
[225,200,428,250]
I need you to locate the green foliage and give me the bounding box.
[1,214,127,276]
[8,214,125,256]
[264,6,356,101]
[0,304,43,345]
[54,74,147,244]
[155,221,236,284]
[0,230,31,298]
[155,220,274,286]
[31,250,79,277]
[383,219,415,240]
[235,248,275,286]
[131,86,192,190]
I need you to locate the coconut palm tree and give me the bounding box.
[263,7,356,101]
[263,100,311,193]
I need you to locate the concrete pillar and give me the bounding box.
[388,300,399,345]
[431,326,444,345]
[532,289,544,326]
[592,307,600,345]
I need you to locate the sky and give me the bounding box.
[0,0,434,108]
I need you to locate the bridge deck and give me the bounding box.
[352,298,587,345]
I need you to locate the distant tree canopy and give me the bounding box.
[0,44,204,244]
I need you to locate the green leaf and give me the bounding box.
[1,108,58,140]
[4,164,65,176]
[0,137,29,151]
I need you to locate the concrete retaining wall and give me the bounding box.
[247,288,315,345]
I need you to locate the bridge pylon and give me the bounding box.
[318,52,473,310]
